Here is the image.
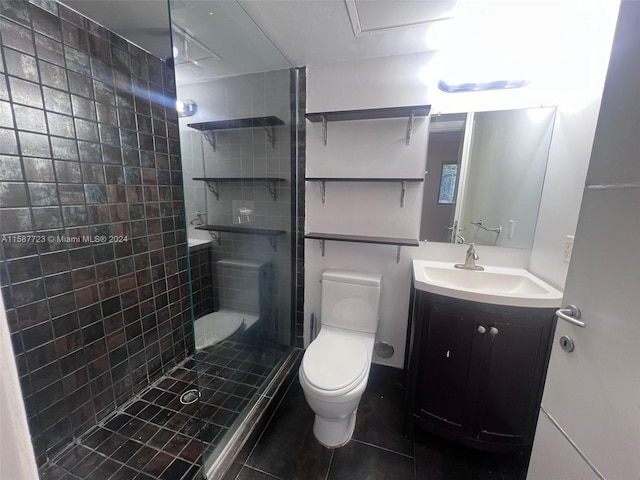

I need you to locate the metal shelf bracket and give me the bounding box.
[319,239,325,257]
[318,180,326,204]
[405,110,416,146]
[265,235,277,252]
[264,125,276,149]
[207,231,222,245]
[205,181,220,200]
[266,181,278,201]
[322,116,328,146]
[202,131,217,152]
[400,181,407,207]
[396,245,402,264]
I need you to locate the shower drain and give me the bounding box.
[180,389,200,405]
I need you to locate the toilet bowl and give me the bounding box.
[299,269,381,448]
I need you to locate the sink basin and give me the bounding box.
[413,260,563,308]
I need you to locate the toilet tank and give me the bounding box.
[321,269,381,334]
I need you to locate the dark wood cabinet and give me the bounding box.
[405,288,556,453]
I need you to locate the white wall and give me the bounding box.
[0,295,39,480]
[304,0,620,368]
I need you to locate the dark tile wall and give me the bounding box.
[293,67,306,348]
[189,244,215,319]
[0,0,193,466]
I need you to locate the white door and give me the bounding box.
[527,2,640,479]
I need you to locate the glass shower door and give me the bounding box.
[168,0,297,477]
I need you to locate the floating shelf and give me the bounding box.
[305,232,419,263]
[193,177,286,201]
[196,225,285,252]
[188,116,285,150]
[305,177,424,207]
[305,105,431,146]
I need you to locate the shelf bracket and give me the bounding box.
[202,131,217,152]
[400,181,407,208]
[207,231,222,245]
[396,245,402,264]
[319,239,325,257]
[265,235,277,252]
[321,116,328,146]
[405,110,416,146]
[264,125,276,149]
[318,180,326,204]
[205,180,220,201]
[266,181,278,201]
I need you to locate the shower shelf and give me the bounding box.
[305,105,431,146]
[305,232,419,263]
[188,116,285,150]
[196,224,285,252]
[193,177,286,201]
[305,177,424,207]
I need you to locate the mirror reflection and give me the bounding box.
[420,107,557,248]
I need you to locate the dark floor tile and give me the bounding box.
[179,439,201,463]
[328,440,414,480]
[236,466,281,480]
[128,444,159,471]
[413,429,513,480]
[111,439,142,463]
[247,382,332,480]
[143,451,173,477]
[90,457,122,479]
[69,450,105,477]
[83,426,111,449]
[110,465,141,480]
[161,458,192,480]
[352,374,414,456]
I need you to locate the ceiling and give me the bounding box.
[60,0,457,83]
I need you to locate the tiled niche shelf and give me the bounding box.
[188,116,285,149]
[305,177,424,207]
[196,225,285,252]
[193,177,286,201]
[305,105,431,146]
[305,232,419,263]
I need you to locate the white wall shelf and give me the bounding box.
[305,232,419,263]
[188,116,285,150]
[305,177,424,207]
[193,177,286,201]
[305,105,430,146]
[196,225,285,252]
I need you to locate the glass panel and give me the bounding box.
[168,0,295,476]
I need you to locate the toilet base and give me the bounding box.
[312,409,357,448]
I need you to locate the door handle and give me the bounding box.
[555,305,585,328]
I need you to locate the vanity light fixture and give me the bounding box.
[438,78,529,93]
[176,99,197,117]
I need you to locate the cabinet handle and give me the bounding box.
[477,325,486,334]
[489,326,499,336]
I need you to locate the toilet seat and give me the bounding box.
[302,332,368,393]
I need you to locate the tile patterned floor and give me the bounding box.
[39,339,291,480]
[227,366,529,480]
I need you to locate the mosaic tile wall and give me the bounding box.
[0,0,193,465]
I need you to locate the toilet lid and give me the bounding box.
[302,333,368,391]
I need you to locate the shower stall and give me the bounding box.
[0,1,301,479]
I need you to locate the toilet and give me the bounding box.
[299,269,382,448]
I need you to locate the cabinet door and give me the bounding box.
[415,301,484,434]
[473,311,552,446]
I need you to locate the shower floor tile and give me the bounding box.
[40,339,292,480]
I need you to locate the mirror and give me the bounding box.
[420,107,557,248]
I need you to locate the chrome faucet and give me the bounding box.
[454,243,484,271]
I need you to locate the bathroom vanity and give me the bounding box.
[405,260,562,453]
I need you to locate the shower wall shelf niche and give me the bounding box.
[305,232,419,263]
[305,105,431,146]
[305,177,424,207]
[193,177,286,201]
[188,116,285,150]
[196,225,285,252]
